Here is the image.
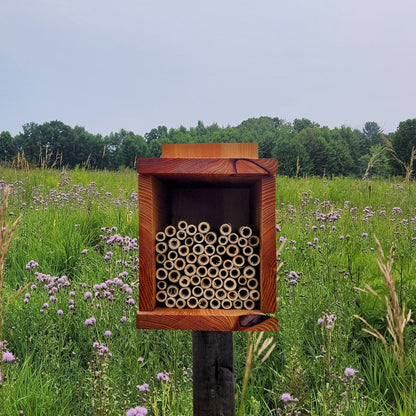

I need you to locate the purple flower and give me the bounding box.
[281,393,292,402]
[105,330,112,338]
[317,318,324,325]
[137,383,150,392]
[2,351,15,362]
[120,316,127,323]
[126,407,148,416]
[57,309,63,315]
[362,232,368,238]
[344,367,357,377]
[157,371,170,382]
[138,357,144,362]
[84,291,92,299]
[85,317,96,326]
[43,303,49,309]
[81,249,88,254]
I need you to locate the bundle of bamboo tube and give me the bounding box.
[155,221,260,310]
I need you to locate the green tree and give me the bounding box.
[293,118,320,132]
[389,119,416,177]
[0,131,17,162]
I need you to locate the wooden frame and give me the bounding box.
[136,143,278,331]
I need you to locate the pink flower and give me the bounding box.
[105,330,112,338]
[2,351,15,362]
[344,367,357,377]
[281,393,292,402]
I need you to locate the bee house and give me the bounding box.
[136,143,279,331]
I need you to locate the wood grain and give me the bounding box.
[136,308,279,331]
[162,142,258,158]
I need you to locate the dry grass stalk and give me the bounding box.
[11,152,30,170]
[362,146,386,180]
[382,134,416,182]
[0,187,22,338]
[354,236,412,375]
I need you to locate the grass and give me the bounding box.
[0,168,415,415]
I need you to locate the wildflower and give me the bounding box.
[138,357,144,362]
[84,291,92,299]
[281,393,292,402]
[85,317,96,325]
[157,371,170,381]
[317,318,324,325]
[137,383,150,392]
[344,367,357,377]
[43,302,49,309]
[105,330,112,338]
[57,309,63,315]
[126,407,148,416]
[81,249,88,254]
[120,316,127,323]
[362,232,368,238]
[2,351,15,362]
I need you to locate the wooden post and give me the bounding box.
[193,331,235,416]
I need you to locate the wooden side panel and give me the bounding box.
[259,176,277,313]
[162,143,258,159]
[137,308,278,331]
[138,174,156,311]
[137,158,278,176]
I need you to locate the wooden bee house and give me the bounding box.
[136,143,279,331]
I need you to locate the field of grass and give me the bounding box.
[0,168,415,415]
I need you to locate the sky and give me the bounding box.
[1,0,415,137]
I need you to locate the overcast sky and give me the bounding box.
[1,0,415,137]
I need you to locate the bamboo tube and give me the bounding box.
[220,223,232,235]
[198,298,209,309]
[224,278,237,291]
[186,224,197,236]
[157,280,167,291]
[175,298,186,309]
[179,287,191,300]
[244,299,255,310]
[177,220,188,230]
[242,246,254,257]
[247,278,259,290]
[201,277,212,289]
[167,285,179,297]
[243,266,256,279]
[237,237,248,248]
[194,232,205,244]
[248,254,260,267]
[249,289,260,301]
[216,245,226,256]
[205,231,217,245]
[197,265,208,277]
[210,298,221,309]
[209,254,222,267]
[165,297,176,308]
[185,237,194,246]
[204,288,215,300]
[226,244,239,257]
[179,275,191,287]
[174,257,186,271]
[218,268,229,279]
[167,250,178,261]
[228,232,239,244]
[204,244,216,256]
[187,297,199,308]
[165,225,176,238]
[184,263,197,277]
[207,266,219,278]
[229,267,240,279]
[155,242,168,254]
[178,245,190,257]
[168,269,181,284]
[156,253,166,264]
[164,260,174,270]
[168,238,180,251]
[193,243,205,255]
[212,278,223,290]
[249,235,260,247]
[156,290,167,303]
[156,268,168,280]
[233,255,245,268]
[223,259,233,270]
[191,275,201,286]
[233,299,243,309]
[218,235,229,245]
[155,231,166,242]
[186,252,197,264]
[222,299,232,310]
[239,225,253,238]
[192,286,204,298]
[216,289,227,300]
[176,230,187,241]
[198,221,210,234]
[238,287,250,300]
[238,276,247,287]
[227,290,238,301]
[197,253,209,266]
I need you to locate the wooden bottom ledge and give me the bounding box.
[136,308,278,331]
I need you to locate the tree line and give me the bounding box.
[1,117,415,178]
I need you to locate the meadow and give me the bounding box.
[0,167,415,415]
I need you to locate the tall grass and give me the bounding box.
[0,169,415,415]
